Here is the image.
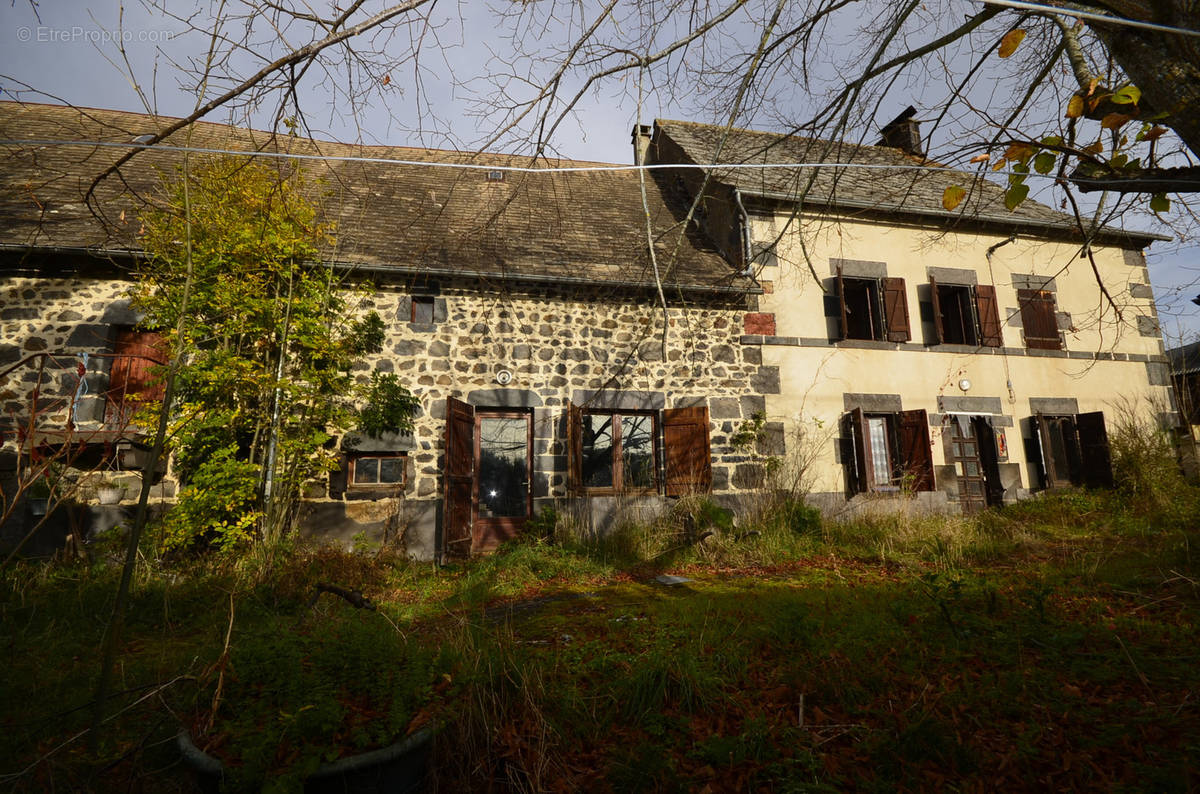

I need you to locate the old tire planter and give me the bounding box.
[176,726,433,793]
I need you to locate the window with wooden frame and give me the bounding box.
[929,278,1003,347]
[567,404,711,496]
[835,265,910,342]
[843,407,934,494]
[579,411,658,491]
[1031,412,1112,490]
[410,295,435,324]
[348,452,407,490]
[1017,288,1062,350]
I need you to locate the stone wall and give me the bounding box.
[2,266,782,558]
[343,279,777,502]
[1,274,140,426]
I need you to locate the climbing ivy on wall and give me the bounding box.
[135,157,408,550]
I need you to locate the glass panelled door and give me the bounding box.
[473,410,532,551]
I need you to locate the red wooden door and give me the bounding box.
[472,410,532,553]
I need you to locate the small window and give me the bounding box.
[349,453,407,490]
[842,278,884,340]
[929,278,1003,347]
[567,404,712,496]
[844,407,934,494]
[836,267,910,342]
[934,283,978,345]
[1032,411,1112,489]
[411,296,435,324]
[581,411,658,491]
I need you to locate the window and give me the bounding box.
[348,453,407,490]
[1017,288,1061,350]
[411,295,435,324]
[844,407,934,493]
[836,266,910,342]
[929,278,1003,347]
[568,404,711,496]
[1031,412,1112,489]
[581,411,657,490]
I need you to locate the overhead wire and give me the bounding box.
[981,0,1200,37]
[2,137,1196,189]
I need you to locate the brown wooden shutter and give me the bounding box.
[1018,289,1061,350]
[929,276,944,344]
[567,402,583,493]
[105,329,167,424]
[882,277,910,342]
[329,452,349,498]
[836,265,848,341]
[847,406,872,493]
[663,406,711,496]
[975,284,1003,347]
[443,396,475,558]
[1033,412,1055,489]
[1075,411,1114,489]
[897,409,935,492]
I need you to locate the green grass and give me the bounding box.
[2,484,1198,791]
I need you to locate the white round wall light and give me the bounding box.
[958,378,972,392]
[495,369,514,385]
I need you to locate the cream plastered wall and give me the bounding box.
[747,210,1172,497]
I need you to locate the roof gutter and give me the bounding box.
[0,243,758,295]
[736,188,1172,245]
[315,259,761,296]
[0,243,145,260]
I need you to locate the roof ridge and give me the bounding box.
[0,100,620,169]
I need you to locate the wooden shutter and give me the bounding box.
[974,419,1005,506]
[835,265,848,341]
[975,284,1003,347]
[329,452,349,498]
[663,406,711,496]
[105,329,167,424]
[443,397,475,558]
[929,276,944,344]
[1018,289,1061,350]
[847,407,872,493]
[1033,412,1061,489]
[882,277,910,342]
[897,409,935,492]
[566,402,583,493]
[1075,411,1114,489]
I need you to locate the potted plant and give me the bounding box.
[177,605,440,793]
[95,478,126,505]
[26,476,52,516]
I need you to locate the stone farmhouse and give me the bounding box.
[0,101,1176,560]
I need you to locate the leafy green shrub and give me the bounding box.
[357,371,420,438]
[1108,405,1192,516]
[525,504,560,538]
[778,497,822,536]
[159,446,261,553]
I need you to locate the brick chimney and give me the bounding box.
[632,123,653,165]
[878,106,923,156]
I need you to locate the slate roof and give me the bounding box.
[1168,340,1200,377]
[653,119,1165,245]
[0,102,746,292]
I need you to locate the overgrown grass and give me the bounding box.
[2,467,1198,791]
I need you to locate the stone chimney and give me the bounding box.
[632,123,653,165]
[878,106,923,156]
